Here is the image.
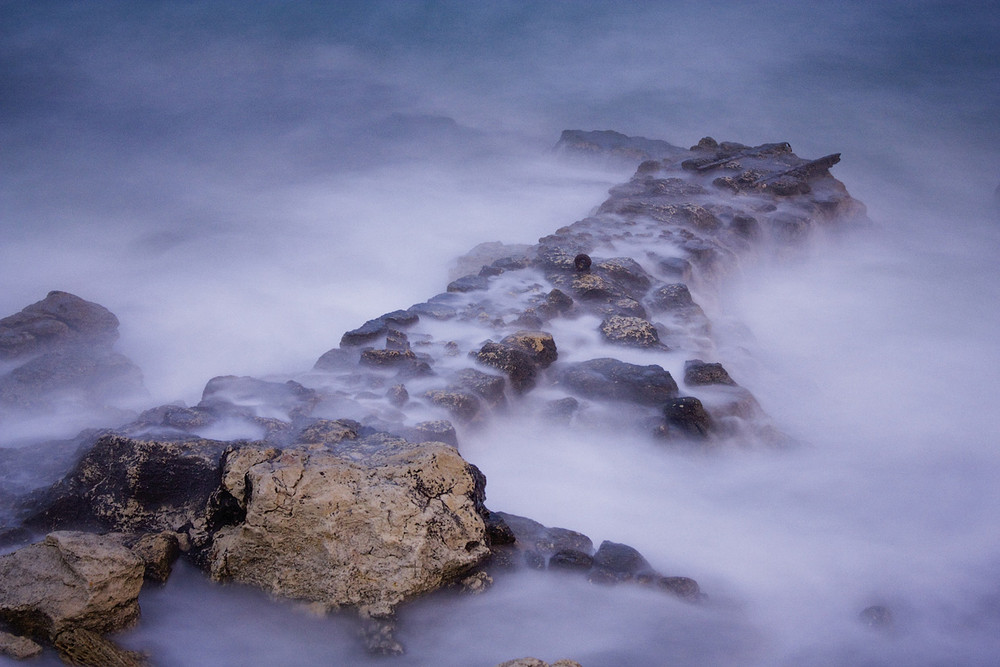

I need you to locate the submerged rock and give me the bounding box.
[555,358,678,405]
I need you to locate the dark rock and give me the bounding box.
[591,540,651,579]
[412,420,458,447]
[554,130,686,164]
[424,389,481,422]
[663,396,713,438]
[384,328,410,352]
[475,343,537,393]
[859,605,894,630]
[648,283,697,312]
[543,289,574,314]
[540,397,579,422]
[54,627,149,666]
[24,435,229,534]
[555,358,678,405]
[386,384,409,407]
[447,275,490,293]
[548,549,594,571]
[360,348,419,368]
[500,331,558,368]
[598,315,662,348]
[484,511,516,547]
[0,347,145,413]
[298,419,360,445]
[0,291,120,360]
[124,531,182,583]
[340,310,418,347]
[313,347,356,371]
[573,254,592,271]
[360,616,404,657]
[651,256,694,282]
[454,368,506,408]
[683,359,736,386]
[657,576,703,602]
[200,376,318,420]
[407,294,460,320]
[594,257,652,292]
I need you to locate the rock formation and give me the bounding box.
[0,291,146,424]
[0,130,871,661]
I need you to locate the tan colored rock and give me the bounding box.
[0,629,42,659]
[208,440,489,617]
[0,531,144,640]
[54,627,148,667]
[127,531,181,583]
[500,331,558,368]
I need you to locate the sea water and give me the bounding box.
[2,2,999,665]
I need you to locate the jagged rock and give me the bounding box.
[125,531,181,583]
[313,347,356,371]
[663,396,713,438]
[475,342,538,393]
[548,549,593,571]
[500,331,558,368]
[207,439,490,617]
[424,388,482,422]
[360,348,419,367]
[199,376,318,419]
[683,359,736,386]
[0,531,144,640]
[386,383,409,407]
[588,540,652,583]
[0,630,42,660]
[54,627,149,666]
[0,291,147,417]
[447,274,489,293]
[298,418,360,446]
[448,241,535,281]
[25,435,229,535]
[555,129,685,163]
[598,315,663,348]
[412,420,458,446]
[454,368,507,408]
[554,358,678,405]
[0,291,120,360]
[339,310,419,347]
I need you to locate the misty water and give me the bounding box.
[2,2,1000,665]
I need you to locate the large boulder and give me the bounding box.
[554,358,678,405]
[0,291,146,417]
[0,531,144,640]
[25,435,230,536]
[208,439,491,617]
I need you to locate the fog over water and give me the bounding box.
[3,1,1000,665]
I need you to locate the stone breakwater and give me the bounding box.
[0,131,868,662]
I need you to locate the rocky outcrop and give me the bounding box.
[25,435,230,536]
[491,512,702,603]
[0,291,146,419]
[207,438,490,618]
[0,532,144,640]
